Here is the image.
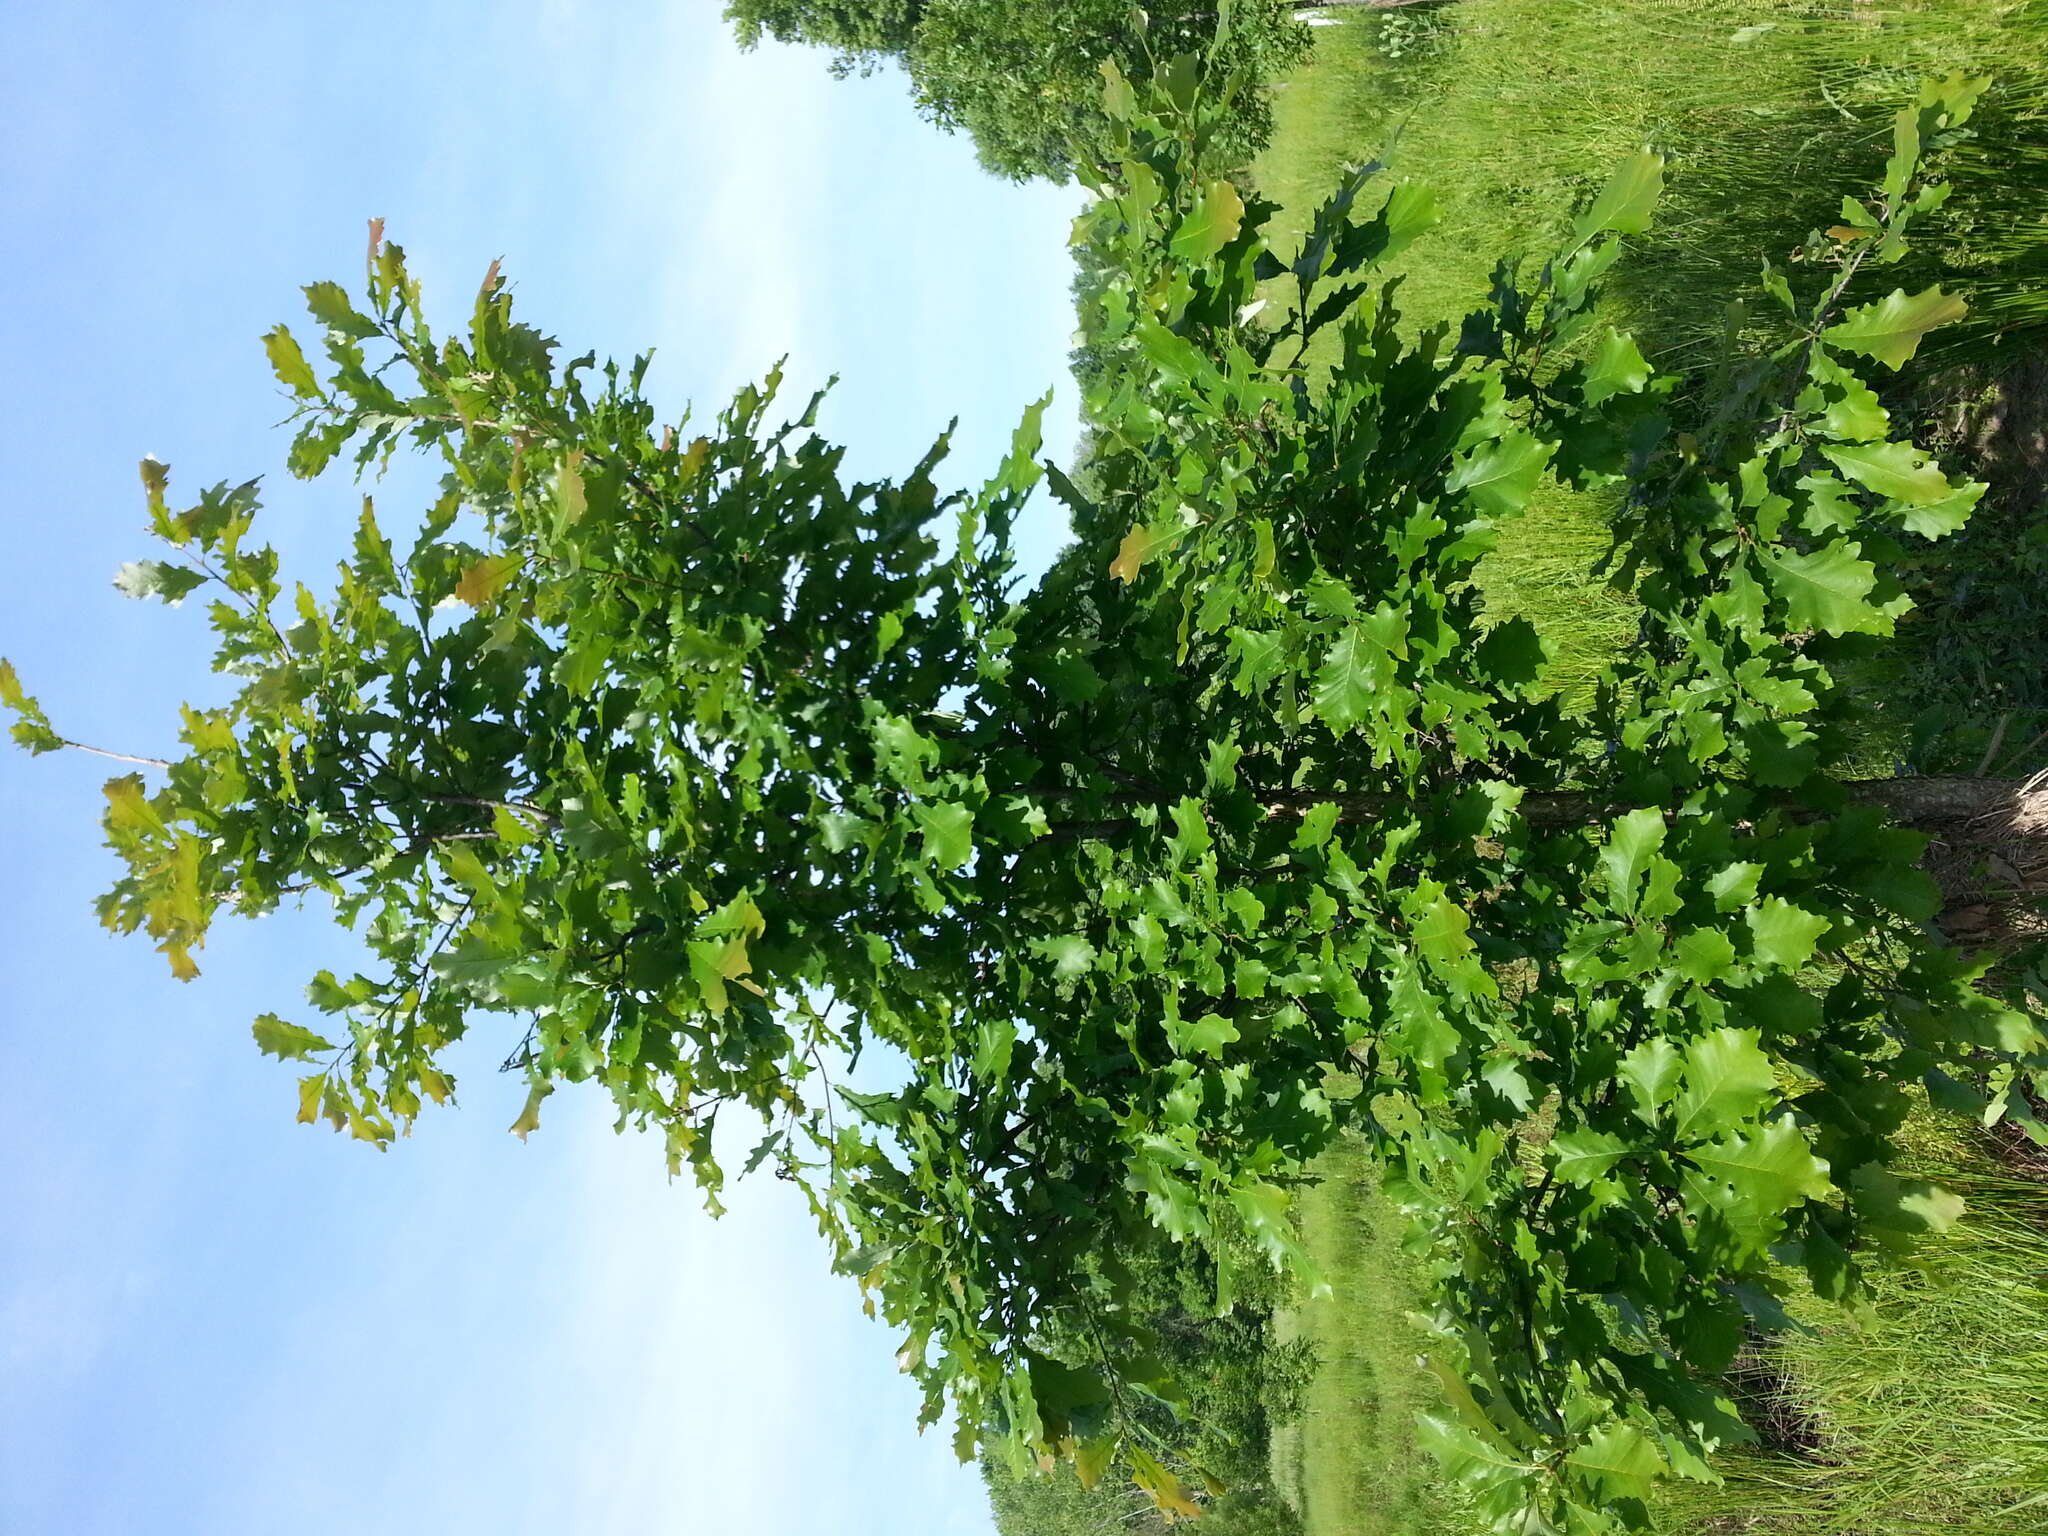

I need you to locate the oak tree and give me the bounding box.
[10,61,2042,1534]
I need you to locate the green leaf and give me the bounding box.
[871,714,939,791]
[252,1013,335,1062]
[1849,1165,1965,1235]
[1446,433,1551,519]
[1099,59,1136,121]
[1821,440,1958,506]
[1171,1012,1241,1059]
[1389,961,1460,1084]
[1551,1128,1630,1186]
[1410,889,1475,967]
[1893,481,1984,540]
[1620,1037,1682,1123]
[1109,520,1181,584]
[1074,1434,1119,1491]
[1707,863,1763,912]
[113,560,207,604]
[817,811,872,854]
[1823,285,1967,370]
[1229,626,1286,695]
[1377,180,1439,260]
[1031,934,1096,981]
[1230,1181,1318,1281]
[1747,897,1829,969]
[1482,1055,1535,1111]
[1758,256,1797,314]
[437,839,498,898]
[1575,152,1666,240]
[1761,541,1886,636]
[1565,1421,1664,1502]
[1684,1121,1834,1240]
[1128,1444,1202,1520]
[289,419,351,479]
[971,1018,1018,1084]
[1128,1155,1209,1241]
[508,1080,553,1142]
[1417,1411,1536,1489]
[1325,181,1440,282]
[1040,651,1103,704]
[1315,624,1383,734]
[1473,617,1548,694]
[1292,802,1341,851]
[1673,927,1738,985]
[1804,349,1888,442]
[431,933,515,993]
[303,280,381,338]
[1166,796,1213,867]
[1222,886,1264,934]
[1674,1028,1778,1142]
[0,658,63,755]
[912,802,974,872]
[555,451,588,525]
[1171,178,1246,265]
[1583,329,1652,406]
[1598,808,1667,914]
[453,553,523,607]
[262,324,323,399]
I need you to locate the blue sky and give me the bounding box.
[0,5,1082,1532]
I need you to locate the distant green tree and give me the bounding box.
[724,1,1315,180]
[983,1454,1159,1536]
[980,1231,1309,1535]
[724,0,921,65]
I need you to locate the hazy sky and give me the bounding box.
[0,4,1083,1532]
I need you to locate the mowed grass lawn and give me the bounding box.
[1251,5,2048,1534]
[1268,1134,1487,1536]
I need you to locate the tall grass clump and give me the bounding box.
[1655,1117,2048,1534]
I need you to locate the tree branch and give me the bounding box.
[58,738,172,769]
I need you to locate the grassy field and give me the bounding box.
[1264,1,2048,362]
[1269,1136,1487,1536]
[1251,0,2048,714]
[1253,5,2048,1533]
[1645,1119,2048,1533]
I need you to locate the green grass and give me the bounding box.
[1246,0,2048,709]
[1262,1,2048,365]
[1651,1119,2048,1534]
[1271,1135,1487,1536]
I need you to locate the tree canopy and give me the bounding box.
[725,0,922,59]
[9,57,2045,1536]
[724,0,1314,180]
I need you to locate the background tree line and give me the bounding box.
[723,0,1335,179]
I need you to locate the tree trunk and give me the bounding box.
[1285,773,2048,933]
[1274,775,2046,837]
[1853,775,2048,938]
[1290,0,1456,11]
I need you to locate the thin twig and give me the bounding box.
[60,738,172,769]
[1975,709,2013,778]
